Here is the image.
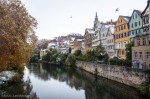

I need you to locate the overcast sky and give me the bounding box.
[21,0,147,40]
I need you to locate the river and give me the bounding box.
[0,63,146,99]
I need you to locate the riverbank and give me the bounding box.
[76,61,150,88]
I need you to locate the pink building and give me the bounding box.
[106,25,115,58]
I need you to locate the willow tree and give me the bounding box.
[0,0,37,70]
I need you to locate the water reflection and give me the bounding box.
[25,63,144,99]
[0,74,39,99]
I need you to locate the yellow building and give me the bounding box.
[114,16,130,59]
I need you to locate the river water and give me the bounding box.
[0,63,146,99]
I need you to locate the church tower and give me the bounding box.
[93,12,100,30]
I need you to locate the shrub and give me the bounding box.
[76,55,87,61]
[65,55,76,66]
[74,50,82,56]
[85,49,95,61]
[137,82,149,95]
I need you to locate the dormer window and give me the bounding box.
[120,19,122,23]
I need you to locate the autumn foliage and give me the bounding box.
[0,0,37,70]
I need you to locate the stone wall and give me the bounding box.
[76,61,150,88]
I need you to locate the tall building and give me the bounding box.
[132,0,150,69]
[114,16,130,59]
[129,10,143,43]
[84,28,94,50]
[106,24,115,58]
[92,13,103,49]
[100,24,109,50]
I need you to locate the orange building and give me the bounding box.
[114,16,130,59]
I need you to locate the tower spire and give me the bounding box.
[96,12,98,18]
[94,12,99,24]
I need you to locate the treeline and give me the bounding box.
[31,43,132,67]
[0,0,37,72]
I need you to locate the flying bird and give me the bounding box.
[70,16,72,18]
[115,8,119,12]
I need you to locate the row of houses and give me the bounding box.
[42,0,150,69]
[47,33,84,54]
[83,0,150,69]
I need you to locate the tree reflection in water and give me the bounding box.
[0,74,39,99]
[25,63,145,99]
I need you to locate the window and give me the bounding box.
[121,34,123,38]
[135,22,137,27]
[133,16,134,19]
[146,52,150,58]
[122,50,125,55]
[124,25,126,29]
[132,23,134,28]
[118,34,120,38]
[142,38,146,45]
[124,42,126,48]
[139,52,142,58]
[134,52,137,58]
[132,31,134,35]
[124,32,126,37]
[137,38,140,46]
[135,14,137,18]
[136,30,138,34]
[121,25,124,30]
[139,29,141,34]
[139,21,141,26]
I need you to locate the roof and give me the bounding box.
[85,28,95,34]
[128,9,142,23]
[77,39,84,42]
[142,0,150,15]
[97,22,103,28]
[121,16,130,23]
[135,10,142,16]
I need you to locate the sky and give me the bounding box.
[21,0,147,40]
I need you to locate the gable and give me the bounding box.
[116,16,127,26]
[84,31,89,36]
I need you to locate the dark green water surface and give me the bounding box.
[0,63,146,99]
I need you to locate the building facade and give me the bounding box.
[84,28,94,50]
[114,16,130,59]
[132,0,150,69]
[73,38,84,53]
[106,25,115,58]
[100,24,109,50]
[92,13,103,50]
[129,10,143,43]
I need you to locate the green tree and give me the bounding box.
[96,44,106,60]
[126,43,133,61]
[85,49,95,61]
[65,55,76,66]
[74,49,82,56]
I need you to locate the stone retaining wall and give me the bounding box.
[76,61,150,87]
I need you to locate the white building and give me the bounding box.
[92,13,103,49]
